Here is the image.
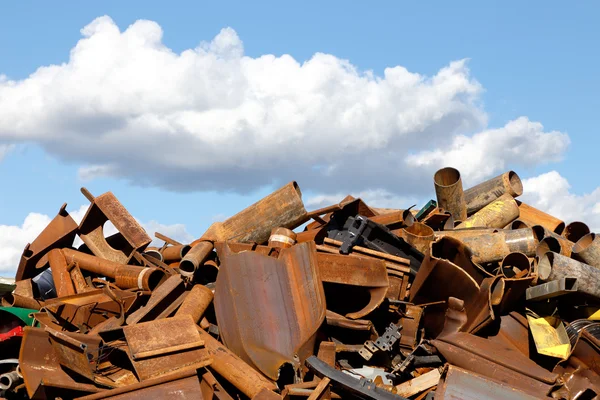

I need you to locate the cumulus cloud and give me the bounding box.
[306,189,420,210]
[0,204,194,277]
[0,16,567,196]
[521,171,600,231]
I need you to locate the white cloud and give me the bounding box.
[0,204,194,277]
[306,189,420,210]
[0,16,567,196]
[521,171,600,231]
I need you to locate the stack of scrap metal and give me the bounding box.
[1,171,599,400]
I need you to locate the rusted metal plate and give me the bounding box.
[316,252,388,319]
[47,329,103,381]
[435,365,542,399]
[214,241,326,381]
[123,316,211,381]
[15,203,78,281]
[126,274,187,325]
[78,190,152,264]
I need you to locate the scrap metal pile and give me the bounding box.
[1,168,599,399]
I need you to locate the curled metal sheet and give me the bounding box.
[214,241,326,381]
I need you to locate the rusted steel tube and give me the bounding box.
[456,193,519,229]
[538,252,600,299]
[48,249,76,297]
[197,181,308,244]
[398,222,434,254]
[532,225,574,257]
[179,241,214,278]
[464,171,523,215]
[536,237,563,258]
[268,227,297,248]
[434,167,467,221]
[175,285,214,323]
[197,327,277,397]
[161,244,191,263]
[507,219,530,230]
[516,201,565,234]
[572,233,600,268]
[1,293,41,310]
[61,249,163,291]
[562,221,590,243]
[501,252,531,278]
[434,228,498,241]
[143,247,163,262]
[451,228,537,264]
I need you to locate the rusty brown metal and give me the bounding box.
[142,247,163,262]
[123,315,211,381]
[421,208,454,231]
[396,223,434,254]
[214,241,326,381]
[48,249,76,297]
[126,274,187,325]
[399,305,423,349]
[325,310,374,331]
[538,252,600,299]
[46,328,103,381]
[78,190,152,264]
[179,241,214,279]
[268,227,297,248]
[160,244,191,263]
[446,228,537,264]
[516,201,565,234]
[61,249,165,291]
[456,193,519,229]
[433,167,467,221]
[174,284,214,324]
[572,232,600,268]
[316,252,388,319]
[15,203,78,281]
[532,225,574,257]
[369,210,415,230]
[562,221,590,243]
[198,181,308,244]
[463,171,523,216]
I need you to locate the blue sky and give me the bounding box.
[0,1,599,273]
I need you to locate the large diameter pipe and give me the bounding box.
[434,167,467,221]
[456,193,519,229]
[562,221,590,243]
[398,222,434,254]
[196,181,307,244]
[197,327,277,398]
[464,171,523,215]
[538,252,600,299]
[161,244,191,263]
[516,201,565,234]
[451,228,537,264]
[175,285,214,323]
[573,233,600,268]
[532,225,574,257]
[179,241,214,278]
[61,249,164,291]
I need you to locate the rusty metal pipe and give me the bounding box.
[532,225,574,257]
[507,219,530,230]
[268,227,297,248]
[1,293,41,310]
[434,167,467,221]
[197,327,277,398]
[197,181,308,244]
[448,228,537,264]
[538,252,600,299]
[536,237,563,258]
[516,201,565,234]
[398,222,434,254]
[456,193,519,229]
[61,249,164,291]
[143,247,163,262]
[572,233,600,268]
[501,252,531,278]
[0,371,21,391]
[434,228,498,241]
[161,244,191,263]
[175,285,214,323]
[562,221,590,243]
[179,241,214,278]
[48,249,76,297]
[464,171,523,215]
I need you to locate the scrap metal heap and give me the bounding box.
[1,168,599,399]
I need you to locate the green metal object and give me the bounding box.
[415,200,437,221]
[0,306,37,327]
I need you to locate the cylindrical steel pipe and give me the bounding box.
[196,181,308,244]
[456,193,519,229]
[48,249,76,297]
[197,327,277,397]
[506,219,530,230]
[532,225,574,257]
[536,237,563,259]
[464,171,523,215]
[179,241,214,278]
[573,233,600,268]
[0,370,21,391]
[434,228,498,241]
[175,285,214,323]
[538,252,600,299]
[449,228,537,264]
[517,202,565,234]
[434,167,467,221]
[500,252,531,278]
[161,244,191,263]
[562,221,590,244]
[1,293,41,310]
[143,247,163,262]
[399,222,434,254]
[61,249,164,291]
[268,227,297,249]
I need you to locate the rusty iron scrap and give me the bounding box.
[1,171,599,399]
